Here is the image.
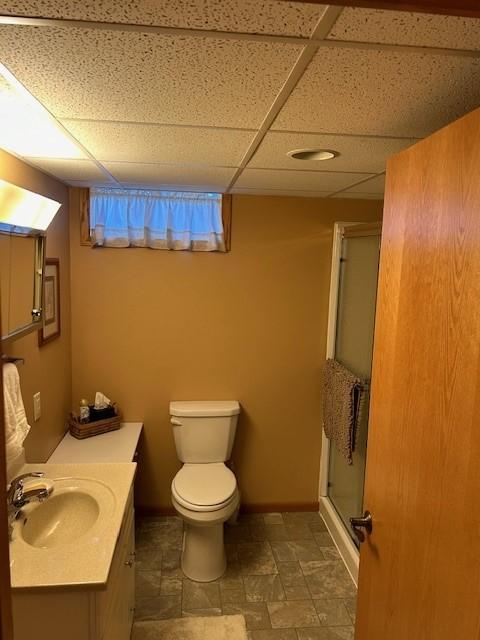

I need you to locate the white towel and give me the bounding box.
[3,363,30,462]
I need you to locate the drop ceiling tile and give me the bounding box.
[273,47,480,138]
[328,8,480,51]
[24,158,110,182]
[61,120,254,166]
[249,132,417,173]
[331,192,383,200]
[0,26,302,128]
[231,187,333,198]
[331,174,385,199]
[103,162,234,190]
[340,174,385,193]
[68,180,117,188]
[0,1,325,37]
[234,168,374,191]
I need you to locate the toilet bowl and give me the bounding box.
[169,401,241,582]
[172,463,239,581]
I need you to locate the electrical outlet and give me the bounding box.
[33,392,41,422]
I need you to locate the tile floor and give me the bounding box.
[135,511,357,640]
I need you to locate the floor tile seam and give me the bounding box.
[265,602,322,631]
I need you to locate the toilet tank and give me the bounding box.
[170,401,240,463]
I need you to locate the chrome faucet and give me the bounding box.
[7,472,54,540]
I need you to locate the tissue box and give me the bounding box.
[88,404,116,421]
[68,405,121,439]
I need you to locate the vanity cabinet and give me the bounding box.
[97,489,135,640]
[12,489,135,640]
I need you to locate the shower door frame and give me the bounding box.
[319,221,379,585]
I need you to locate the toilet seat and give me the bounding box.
[172,463,237,512]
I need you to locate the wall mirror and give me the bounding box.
[0,229,45,344]
[0,178,60,343]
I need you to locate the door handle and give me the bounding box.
[349,510,373,543]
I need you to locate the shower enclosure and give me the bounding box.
[319,221,381,582]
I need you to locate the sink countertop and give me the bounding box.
[9,462,136,592]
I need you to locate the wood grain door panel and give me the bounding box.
[356,107,480,639]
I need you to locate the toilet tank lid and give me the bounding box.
[170,400,240,417]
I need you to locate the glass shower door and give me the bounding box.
[327,230,380,545]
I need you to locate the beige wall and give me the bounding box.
[1,150,72,462]
[70,194,382,511]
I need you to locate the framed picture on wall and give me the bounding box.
[38,258,61,346]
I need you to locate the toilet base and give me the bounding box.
[181,522,226,582]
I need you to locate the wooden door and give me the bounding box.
[356,106,480,639]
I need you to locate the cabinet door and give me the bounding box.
[125,514,136,632]
[118,512,135,639]
[101,498,135,640]
[102,517,135,640]
[13,591,92,640]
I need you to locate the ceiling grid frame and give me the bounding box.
[0,2,479,197]
[225,4,346,192]
[1,14,479,58]
[327,171,386,198]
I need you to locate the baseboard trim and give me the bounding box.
[241,502,320,513]
[137,506,177,517]
[240,502,319,513]
[136,501,320,517]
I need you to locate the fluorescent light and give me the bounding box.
[0,179,61,231]
[0,63,86,159]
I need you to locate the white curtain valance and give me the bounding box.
[90,188,225,252]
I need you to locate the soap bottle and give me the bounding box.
[79,398,90,424]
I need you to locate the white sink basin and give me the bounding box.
[9,462,136,590]
[18,477,115,550]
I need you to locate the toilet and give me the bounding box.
[170,400,241,582]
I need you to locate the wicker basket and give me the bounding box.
[69,406,121,439]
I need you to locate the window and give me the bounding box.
[71,187,232,252]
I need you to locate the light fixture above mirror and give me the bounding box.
[0,178,61,233]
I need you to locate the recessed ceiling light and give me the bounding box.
[287,149,338,161]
